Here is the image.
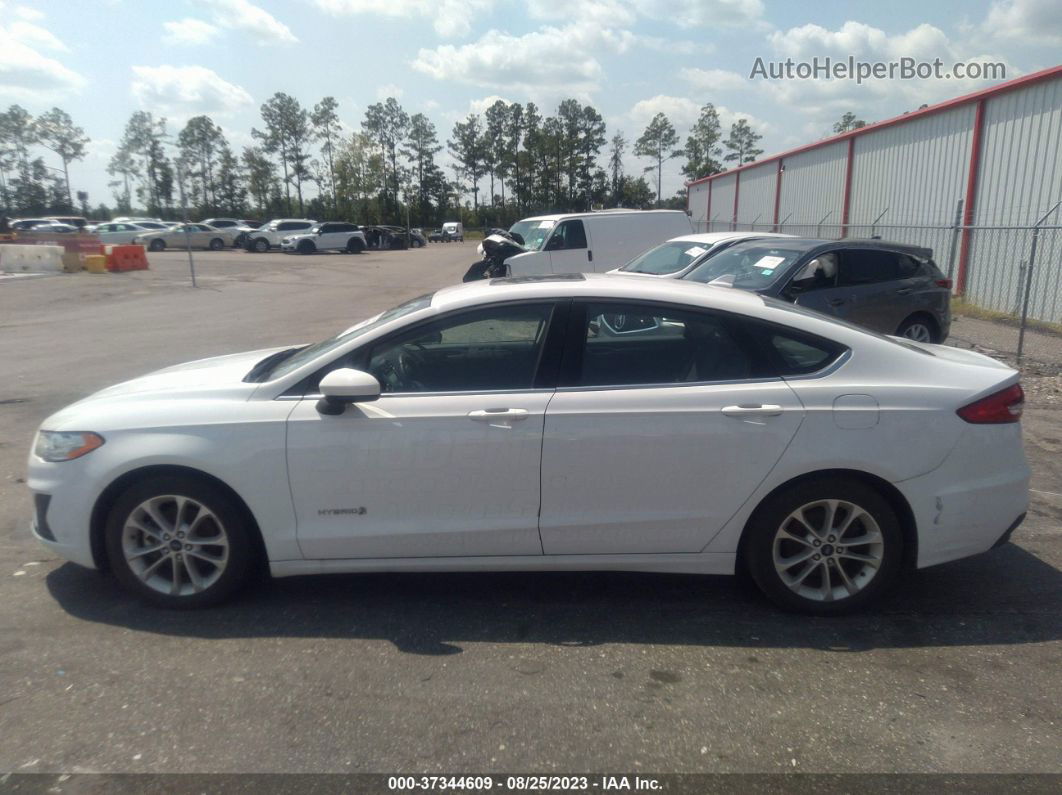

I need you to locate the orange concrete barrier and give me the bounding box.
[105,244,149,272]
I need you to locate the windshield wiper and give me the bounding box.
[243,347,303,383]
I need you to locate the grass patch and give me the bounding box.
[953,298,1062,337]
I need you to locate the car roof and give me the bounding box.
[663,231,797,245]
[432,272,767,315]
[725,237,933,257]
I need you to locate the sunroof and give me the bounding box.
[490,273,587,284]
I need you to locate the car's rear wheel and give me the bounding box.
[148,239,165,252]
[346,237,364,254]
[104,475,255,609]
[744,477,903,615]
[252,238,269,253]
[208,237,224,251]
[897,314,938,343]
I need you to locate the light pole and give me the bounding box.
[159,136,197,288]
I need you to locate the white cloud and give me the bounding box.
[527,0,637,27]
[313,0,494,38]
[630,0,765,28]
[411,24,634,94]
[197,0,297,45]
[8,20,67,51]
[680,67,749,93]
[468,95,512,115]
[0,22,84,100]
[130,65,254,118]
[376,83,404,100]
[163,18,220,46]
[983,0,1062,45]
[13,4,45,21]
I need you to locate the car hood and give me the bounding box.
[42,347,293,429]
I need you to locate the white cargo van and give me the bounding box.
[442,221,464,241]
[503,210,692,277]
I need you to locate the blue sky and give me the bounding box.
[2,0,1060,210]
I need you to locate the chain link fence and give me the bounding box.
[694,200,1062,373]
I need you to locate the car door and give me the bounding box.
[545,219,593,273]
[832,248,906,333]
[286,301,563,560]
[539,301,805,554]
[321,223,347,249]
[785,251,858,321]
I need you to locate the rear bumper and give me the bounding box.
[898,424,1029,568]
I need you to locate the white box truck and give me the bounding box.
[503,209,692,277]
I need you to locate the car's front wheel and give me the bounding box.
[104,474,256,609]
[252,238,269,253]
[297,240,316,255]
[208,237,224,251]
[346,237,364,254]
[744,477,903,615]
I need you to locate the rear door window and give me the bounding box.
[838,249,900,285]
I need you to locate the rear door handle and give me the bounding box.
[722,404,784,417]
[827,298,846,307]
[468,408,529,422]
[895,287,913,295]
[587,250,593,262]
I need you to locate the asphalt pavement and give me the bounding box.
[0,243,1059,775]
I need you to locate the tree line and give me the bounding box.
[2,95,810,228]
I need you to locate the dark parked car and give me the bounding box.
[428,228,444,242]
[681,238,952,342]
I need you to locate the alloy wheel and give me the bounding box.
[772,499,884,602]
[121,495,230,597]
[902,322,932,342]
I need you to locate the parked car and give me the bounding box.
[28,275,1027,613]
[498,209,693,279]
[113,216,168,225]
[611,232,797,278]
[90,222,155,245]
[244,219,316,252]
[442,221,463,242]
[231,220,264,248]
[44,215,88,229]
[428,229,444,242]
[409,228,427,248]
[280,222,367,254]
[10,218,53,230]
[362,225,407,250]
[133,223,230,252]
[681,238,952,342]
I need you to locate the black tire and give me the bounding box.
[896,314,940,344]
[297,240,316,255]
[252,238,269,253]
[148,239,165,252]
[208,237,224,251]
[346,237,364,254]
[104,474,256,609]
[743,476,903,615]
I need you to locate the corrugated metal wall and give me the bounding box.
[687,71,1062,322]
[776,141,848,236]
[688,181,710,232]
[733,163,776,229]
[708,173,738,229]
[966,78,1062,322]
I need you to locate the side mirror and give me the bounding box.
[316,368,381,415]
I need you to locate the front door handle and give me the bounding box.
[722,404,783,417]
[827,298,846,307]
[895,287,912,295]
[468,408,529,422]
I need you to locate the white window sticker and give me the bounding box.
[753,255,786,270]
[684,246,708,258]
[537,220,554,228]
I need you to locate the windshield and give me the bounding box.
[262,293,435,381]
[683,244,805,289]
[621,240,715,275]
[508,219,555,251]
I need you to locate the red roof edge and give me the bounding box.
[685,63,1062,188]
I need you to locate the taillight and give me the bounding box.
[935,278,953,289]
[957,384,1024,424]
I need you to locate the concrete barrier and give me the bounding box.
[84,254,107,274]
[0,244,65,273]
[105,244,150,272]
[61,251,83,273]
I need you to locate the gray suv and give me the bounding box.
[682,238,952,342]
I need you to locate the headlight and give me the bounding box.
[34,431,105,462]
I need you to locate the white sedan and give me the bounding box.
[27,276,1029,613]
